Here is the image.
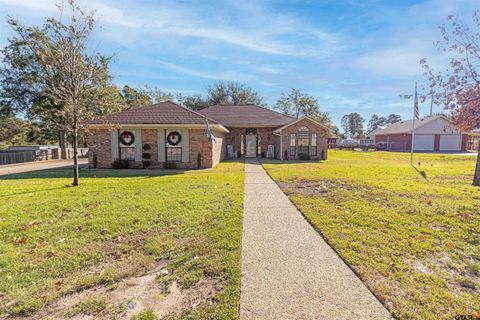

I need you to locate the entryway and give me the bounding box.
[245,134,257,157]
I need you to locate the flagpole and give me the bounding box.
[410,82,417,166]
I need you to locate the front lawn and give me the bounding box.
[0,162,244,319]
[262,151,479,319]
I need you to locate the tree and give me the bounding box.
[121,85,152,108]
[341,113,364,139]
[421,12,480,186]
[368,114,387,132]
[137,85,173,104]
[1,0,114,186]
[275,88,331,126]
[386,114,402,124]
[176,93,209,110]
[207,81,264,105]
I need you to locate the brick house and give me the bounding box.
[375,115,468,152]
[84,101,330,169]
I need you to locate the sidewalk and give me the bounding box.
[240,158,392,319]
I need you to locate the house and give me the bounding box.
[84,101,330,169]
[467,128,480,151]
[375,115,468,152]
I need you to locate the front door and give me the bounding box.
[245,134,257,157]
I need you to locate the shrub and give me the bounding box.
[197,152,202,168]
[299,153,311,160]
[142,144,152,168]
[164,162,177,169]
[112,158,130,169]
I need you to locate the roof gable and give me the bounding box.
[273,116,331,133]
[85,101,219,125]
[198,104,296,127]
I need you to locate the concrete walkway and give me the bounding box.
[240,158,392,320]
[0,159,88,176]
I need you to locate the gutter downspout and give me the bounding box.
[273,131,283,160]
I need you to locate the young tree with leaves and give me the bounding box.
[341,113,364,139]
[206,81,264,106]
[1,0,116,186]
[368,114,387,132]
[275,88,331,126]
[421,12,480,186]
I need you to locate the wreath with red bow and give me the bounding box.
[119,131,135,146]
[167,131,182,146]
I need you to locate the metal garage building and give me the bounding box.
[375,115,468,152]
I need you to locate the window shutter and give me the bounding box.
[181,129,190,162]
[111,130,119,161]
[134,130,142,161]
[158,129,166,162]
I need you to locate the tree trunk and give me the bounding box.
[474,143,480,186]
[72,111,79,186]
[59,129,68,159]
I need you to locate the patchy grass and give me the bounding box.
[0,162,244,319]
[262,151,480,320]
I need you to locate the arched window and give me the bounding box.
[298,126,309,132]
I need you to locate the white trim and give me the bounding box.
[111,130,119,160]
[181,129,190,162]
[158,129,166,162]
[273,116,331,133]
[87,123,230,133]
[134,129,142,161]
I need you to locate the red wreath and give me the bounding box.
[167,131,182,145]
[119,131,135,146]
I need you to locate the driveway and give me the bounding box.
[240,158,391,319]
[0,159,88,176]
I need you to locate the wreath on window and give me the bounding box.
[119,131,135,146]
[167,131,182,146]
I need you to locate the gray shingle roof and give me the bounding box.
[375,115,450,135]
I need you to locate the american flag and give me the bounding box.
[205,119,216,143]
[414,83,419,120]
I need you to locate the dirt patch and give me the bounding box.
[278,180,360,197]
[8,261,223,320]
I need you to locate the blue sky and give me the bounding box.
[0,0,478,127]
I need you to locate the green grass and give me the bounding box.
[0,162,244,319]
[262,151,480,320]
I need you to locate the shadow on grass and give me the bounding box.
[259,158,326,165]
[0,167,185,180]
[411,165,428,180]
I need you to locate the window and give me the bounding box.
[166,147,182,162]
[298,126,309,132]
[289,133,296,156]
[311,133,317,156]
[298,133,309,155]
[166,130,182,162]
[119,130,135,161]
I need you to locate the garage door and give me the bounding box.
[413,134,435,151]
[440,134,462,151]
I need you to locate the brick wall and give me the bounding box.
[86,129,111,168]
[376,134,411,151]
[86,127,221,169]
[280,119,329,160]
